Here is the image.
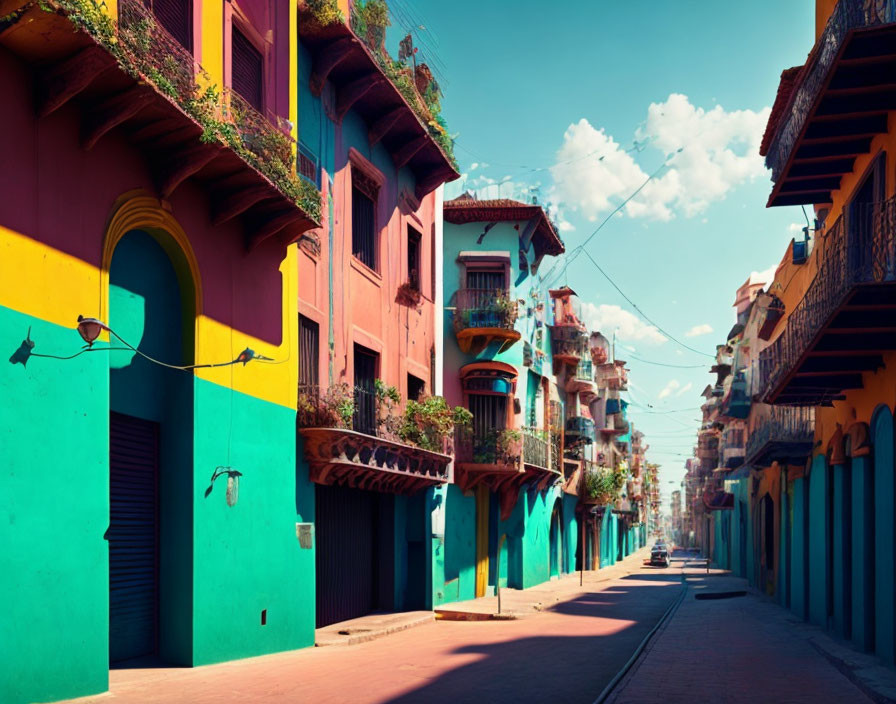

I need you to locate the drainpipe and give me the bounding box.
[434,185,444,396]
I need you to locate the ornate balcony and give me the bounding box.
[566,357,596,394]
[760,198,896,405]
[298,385,451,494]
[454,428,524,520]
[551,324,588,366]
[453,288,520,354]
[595,361,628,390]
[764,0,896,206]
[0,0,321,248]
[745,407,815,468]
[296,1,459,199]
[564,416,595,448]
[521,426,561,489]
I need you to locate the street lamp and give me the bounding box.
[77,315,109,346]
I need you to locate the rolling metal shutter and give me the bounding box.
[232,28,263,111]
[109,412,159,663]
[315,484,375,627]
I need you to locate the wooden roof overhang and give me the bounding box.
[765,9,896,207]
[443,198,565,257]
[297,6,459,201]
[1,2,320,249]
[300,427,451,495]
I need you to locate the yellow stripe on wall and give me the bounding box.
[1,225,298,410]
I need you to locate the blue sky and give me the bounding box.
[389,1,816,504]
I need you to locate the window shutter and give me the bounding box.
[232,28,263,111]
[151,0,192,52]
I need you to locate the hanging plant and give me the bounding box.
[396,281,423,307]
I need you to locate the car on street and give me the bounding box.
[650,545,670,567]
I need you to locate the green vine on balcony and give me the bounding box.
[306,0,344,26]
[37,0,322,224]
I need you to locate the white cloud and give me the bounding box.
[685,323,713,338]
[676,382,693,397]
[788,222,804,234]
[550,94,770,222]
[580,302,666,345]
[749,263,779,287]
[658,379,681,400]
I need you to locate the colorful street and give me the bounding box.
[6,0,896,702]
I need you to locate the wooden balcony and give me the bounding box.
[1,0,321,249]
[760,198,896,405]
[745,407,815,468]
[566,357,596,395]
[296,2,458,200]
[454,429,523,520]
[764,0,896,207]
[452,288,520,354]
[521,426,561,490]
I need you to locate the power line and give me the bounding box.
[624,353,706,369]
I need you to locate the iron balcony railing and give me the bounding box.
[521,426,550,470]
[759,197,896,402]
[114,0,318,224]
[550,429,563,474]
[551,325,588,360]
[745,406,816,466]
[765,0,896,179]
[454,428,522,467]
[296,384,379,437]
[453,288,517,332]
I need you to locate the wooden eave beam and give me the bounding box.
[36,44,116,118]
[368,107,405,146]
[334,73,383,123]
[247,210,303,251]
[212,185,273,225]
[391,134,429,170]
[81,86,154,150]
[309,38,353,96]
[155,143,220,199]
[415,166,456,201]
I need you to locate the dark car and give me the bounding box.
[650,547,670,567]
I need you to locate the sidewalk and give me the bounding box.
[435,546,654,620]
[608,561,896,704]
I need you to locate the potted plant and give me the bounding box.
[399,395,472,452]
[297,383,355,428]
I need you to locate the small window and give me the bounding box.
[353,345,378,435]
[352,184,377,270]
[407,225,422,291]
[299,315,319,392]
[298,143,320,187]
[408,374,426,402]
[150,0,192,52]
[232,27,263,112]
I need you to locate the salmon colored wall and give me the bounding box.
[815,0,838,39]
[297,145,437,399]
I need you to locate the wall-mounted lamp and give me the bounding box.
[76,315,109,346]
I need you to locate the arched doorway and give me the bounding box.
[107,223,196,666]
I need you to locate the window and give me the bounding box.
[150,0,192,51]
[468,394,507,442]
[353,345,378,435]
[232,27,263,112]
[466,267,506,291]
[407,226,422,291]
[299,315,319,392]
[408,374,425,402]
[352,185,376,270]
[298,143,320,187]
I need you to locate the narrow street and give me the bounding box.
[56,550,892,704]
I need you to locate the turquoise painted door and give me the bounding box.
[109,412,159,664]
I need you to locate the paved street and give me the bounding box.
[608,552,884,704]
[58,552,679,704]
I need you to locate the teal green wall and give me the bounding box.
[791,476,808,620]
[873,407,895,664]
[832,462,851,639]
[779,478,790,608]
[851,455,874,651]
[1,308,109,704]
[807,454,830,628]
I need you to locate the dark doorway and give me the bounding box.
[109,412,160,663]
[315,485,394,627]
